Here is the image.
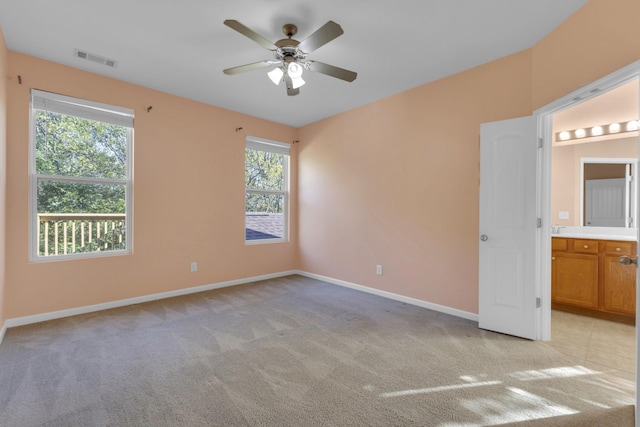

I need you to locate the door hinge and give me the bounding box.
[536,297,541,308]
[538,138,543,149]
[537,218,542,228]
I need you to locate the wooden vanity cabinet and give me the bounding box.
[551,237,636,324]
[603,241,636,316]
[553,252,599,309]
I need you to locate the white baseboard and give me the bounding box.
[295,270,479,322]
[3,270,297,331]
[1,269,477,345]
[0,321,6,346]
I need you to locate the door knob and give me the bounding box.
[480,235,488,242]
[618,256,638,266]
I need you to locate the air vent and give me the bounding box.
[73,49,118,68]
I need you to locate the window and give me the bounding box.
[245,136,289,243]
[30,90,133,260]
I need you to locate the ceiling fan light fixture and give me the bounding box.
[287,62,303,79]
[287,62,305,89]
[268,67,284,85]
[290,76,305,89]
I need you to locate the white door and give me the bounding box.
[479,116,538,340]
[585,178,626,227]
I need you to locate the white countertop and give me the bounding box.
[551,226,637,242]
[552,233,636,241]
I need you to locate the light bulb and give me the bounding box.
[290,76,305,89]
[267,67,284,85]
[287,62,303,79]
[626,120,639,132]
[575,128,586,138]
[591,126,603,136]
[287,62,305,89]
[559,131,571,141]
[609,123,621,133]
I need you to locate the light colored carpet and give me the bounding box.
[0,275,635,426]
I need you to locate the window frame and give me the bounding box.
[244,136,290,245]
[29,89,134,262]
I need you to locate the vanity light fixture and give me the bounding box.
[556,119,640,142]
[559,131,571,141]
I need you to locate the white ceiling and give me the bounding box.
[0,0,588,128]
[553,79,639,134]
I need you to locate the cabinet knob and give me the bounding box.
[583,245,589,249]
[616,248,621,252]
[551,257,556,260]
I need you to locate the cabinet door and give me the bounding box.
[553,253,599,308]
[603,254,636,315]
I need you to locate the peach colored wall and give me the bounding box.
[6,52,298,319]
[532,0,640,110]
[298,51,533,313]
[551,138,637,226]
[297,0,640,315]
[0,28,7,327]
[551,145,576,226]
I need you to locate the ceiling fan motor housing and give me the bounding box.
[282,23,298,38]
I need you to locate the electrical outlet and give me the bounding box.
[190,262,198,272]
[376,265,383,275]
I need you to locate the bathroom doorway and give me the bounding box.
[548,77,639,383]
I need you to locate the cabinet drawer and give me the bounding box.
[573,239,598,254]
[552,238,568,251]
[604,241,634,256]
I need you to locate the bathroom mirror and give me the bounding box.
[581,158,637,227]
[552,136,638,228]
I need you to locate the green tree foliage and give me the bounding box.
[35,110,129,256]
[35,111,127,214]
[245,148,285,213]
[245,149,283,190]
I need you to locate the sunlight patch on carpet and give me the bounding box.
[445,387,579,426]
[379,380,503,398]
[509,365,596,381]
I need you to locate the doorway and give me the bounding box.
[549,81,638,381]
[540,68,639,386]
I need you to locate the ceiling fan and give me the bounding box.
[223,19,357,96]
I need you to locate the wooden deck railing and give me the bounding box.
[37,213,126,256]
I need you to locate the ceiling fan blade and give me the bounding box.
[223,60,279,75]
[224,19,277,50]
[305,61,357,82]
[297,21,344,54]
[284,74,300,96]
